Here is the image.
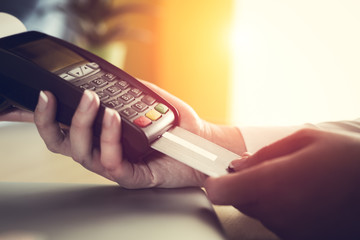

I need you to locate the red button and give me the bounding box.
[133,116,152,127]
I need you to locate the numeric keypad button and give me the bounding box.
[103,73,116,82]
[79,83,95,91]
[117,80,130,90]
[155,103,169,114]
[142,95,156,105]
[133,116,152,128]
[96,91,109,100]
[129,88,142,97]
[91,78,108,88]
[105,99,123,109]
[132,101,148,112]
[121,108,137,118]
[120,93,135,104]
[105,84,122,95]
[146,109,162,121]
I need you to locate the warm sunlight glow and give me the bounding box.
[230,0,360,126]
[156,1,232,124]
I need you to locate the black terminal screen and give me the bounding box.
[12,38,84,73]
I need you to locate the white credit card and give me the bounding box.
[151,126,240,177]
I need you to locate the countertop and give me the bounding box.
[0,122,279,240]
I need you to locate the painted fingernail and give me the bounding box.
[78,90,94,112]
[37,91,48,112]
[104,108,120,128]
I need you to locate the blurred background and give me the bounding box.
[1,0,359,126]
[0,3,358,238]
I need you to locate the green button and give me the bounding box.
[155,103,168,114]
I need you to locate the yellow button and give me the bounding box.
[145,109,162,121]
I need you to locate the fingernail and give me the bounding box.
[78,90,94,112]
[228,157,247,172]
[241,151,252,157]
[104,108,120,128]
[37,91,48,112]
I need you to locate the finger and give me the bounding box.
[241,151,252,157]
[205,136,314,207]
[34,91,68,154]
[0,107,34,122]
[227,152,252,170]
[205,171,257,207]
[99,108,141,185]
[232,128,317,171]
[205,154,292,208]
[70,90,100,166]
[100,108,123,171]
[141,80,202,130]
[140,80,180,106]
[143,81,196,114]
[228,156,249,172]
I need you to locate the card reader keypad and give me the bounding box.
[59,62,169,128]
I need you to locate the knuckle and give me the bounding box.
[71,115,85,128]
[71,152,90,169]
[71,113,94,130]
[34,114,46,129]
[292,127,325,147]
[296,127,320,139]
[71,153,83,164]
[45,141,62,154]
[297,127,313,135]
[43,134,65,154]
